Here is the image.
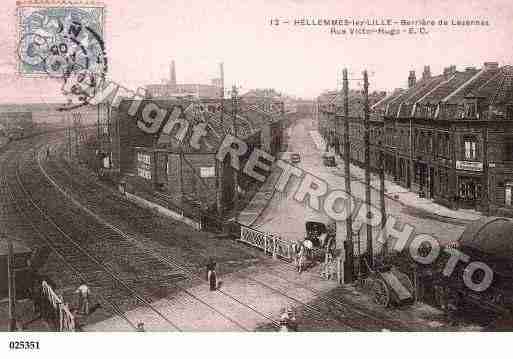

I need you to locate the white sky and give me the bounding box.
[1,0,512,102]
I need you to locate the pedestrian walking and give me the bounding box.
[206,259,217,291]
[292,240,301,271]
[75,282,91,315]
[297,243,306,273]
[137,322,145,332]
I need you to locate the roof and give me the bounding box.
[458,217,513,261]
[118,98,280,152]
[242,89,282,98]
[418,71,478,105]
[396,76,447,118]
[371,89,404,112]
[380,64,513,120]
[321,90,386,118]
[473,65,513,105]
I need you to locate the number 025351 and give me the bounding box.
[9,341,40,350]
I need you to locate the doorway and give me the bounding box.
[458,176,482,208]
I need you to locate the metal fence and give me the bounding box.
[41,281,75,332]
[238,226,294,261]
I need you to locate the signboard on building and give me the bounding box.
[200,166,215,178]
[456,160,483,172]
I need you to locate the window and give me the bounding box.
[464,103,477,118]
[506,185,512,206]
[137,168,152,180]
[463,136,477,160]
[137,152,152,180]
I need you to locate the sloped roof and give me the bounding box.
[396,76,447,118]
[371,89,404,112]
[417,70,478,105]
[448,68,500,103]
[473,66,513,106]
[380,65,513,120]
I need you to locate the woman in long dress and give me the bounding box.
[206,259,217,291]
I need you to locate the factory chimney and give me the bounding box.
[170,60,176,88]
[408,70,416,88]
[219,62,224,99]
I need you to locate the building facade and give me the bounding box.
[319,63,513,217]
[100,96,285,218]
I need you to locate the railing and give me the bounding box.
[239,226,293,261]
[41,281,75,332]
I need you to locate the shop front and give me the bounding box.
[455,160,484,209]
[457,175,482,209]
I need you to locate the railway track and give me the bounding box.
[3,142,283,331]
[40,144,411,331]
[2,134,417,331]
[1,147,185,331]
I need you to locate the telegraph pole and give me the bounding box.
[232,85,239,210]
[482,126,490,215]
[363,70,373,270]
[379,140,387,256]
[6,235,16,331]
[343,69,353,247]
[216,63,225,216]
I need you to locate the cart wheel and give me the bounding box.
[372,278,390,307]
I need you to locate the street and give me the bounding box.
[254,117,467,251]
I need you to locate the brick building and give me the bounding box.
[101,97,285,219]
[240,89,285,114]
[319,62,513,217]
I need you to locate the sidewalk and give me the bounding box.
[309,130,481,223]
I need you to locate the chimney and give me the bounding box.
[219,62,224,98]
[443,65,457,79]
[422,66,431,80]
[170,60,176,88]
[483,62,499,70]
[408,70,416,88]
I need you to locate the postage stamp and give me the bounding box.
[16,1,106,79]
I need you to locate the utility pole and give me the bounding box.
[342,68,354,283]
[6,235,17,331]
[379,140,387,256]
[231,85,239,210]
[73,115,80,161]
[363,70,373,270]
[482,126,490,215]
[67,126,72,161]
[217,63,225,216]
[343,69,353,246]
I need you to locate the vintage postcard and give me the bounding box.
[1,0,513,357]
